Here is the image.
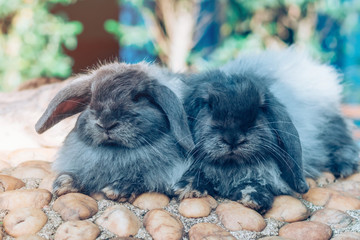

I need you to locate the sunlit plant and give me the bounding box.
[0,0,82,91]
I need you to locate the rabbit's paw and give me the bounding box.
[101,181,140,202]
[101,185,121,200]
[232,185,274,214]
[175,179,208,200]
[176,187,208,200]
[53,173,80,196]
[330,146,359,178]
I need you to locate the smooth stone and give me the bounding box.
[332,232,360,240]
[306,178,317,188]
[216,201,266,232]
[279,221,332,240]
[110,238,140,240]
[327,181,360,197]
[12,160,53,179]
[17,160,52,170]
[90,192,107,201]
[188,222,235,240]
[264,195,310,222]
[316,172,335,186]
[302,188,360,211]
[96,205,140,237]
[0,189,52,210]
[0,160,11,171]
[144,209,183,240]
[310,208,353,229]
[7,148,57,167]
[55,220,100,240]
[53,193,98,221]
[16,235,46,240]
[345,172,360,182]
[132,192,170,210]
[38,173,57,192]
[204,196,218,209]
[3,207,47,237]
[179,198,212,218]
[0,175,25,192]
[11,166,51,179]
[258,237,291,240]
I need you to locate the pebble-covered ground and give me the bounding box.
[0,148,360,240]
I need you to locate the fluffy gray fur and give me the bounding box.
[221,48,359,178]
[35,62,194,198]
[175,48,359,212]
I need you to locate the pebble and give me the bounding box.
[132,192,170,210]
[0,189,52,210]
[53,193,98,221]
[3,207,47,237]
[17,160,52,170]
[316,172,335,186]
[188,222,236,240]
[38,173,57,192]
[327,180,360,197]
[302,188,360,211]
[55,220,100,240]
[0,160,11,171]
[11,166,51,179]
[278,221,332,240]
[144,209,183,240]
[345,172,360,182]
[305,178,317,188]
[331,232,360,240]
[96,205,140,237]
[110,238,140,240]
[310,208,353,229]
[178,198,212,218]
[16,235,46,240]
[7,148,57,167]
[11,160,53,179]
[258,237,291,240]
[216,201,266,232]
[90,192,106,201]
[204,195,218,209]
[0,175,25,192]
[264,195,310,222]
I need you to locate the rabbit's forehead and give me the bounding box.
[92,74,149,98]
[210,82,261,126]
[212,87,260,114]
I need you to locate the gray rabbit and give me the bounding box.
[175,48,359,213]
[36,62,194,200]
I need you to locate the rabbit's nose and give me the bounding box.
[222,134,247,148]
[96,122,119,131]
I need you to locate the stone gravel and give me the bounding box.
[0,149,359,240]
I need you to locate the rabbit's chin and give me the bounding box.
[205,151,256,165]
[84,130,143,148]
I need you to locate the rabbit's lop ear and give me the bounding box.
[35,76,93,134]
[265,94,309,194]
[148,84,195,152]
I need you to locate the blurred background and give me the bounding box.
[0,0,359,130]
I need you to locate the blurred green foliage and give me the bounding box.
[105,0,360,71]
[105,19,154,48]
[0,0,82,91]
[191,0,360,70]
